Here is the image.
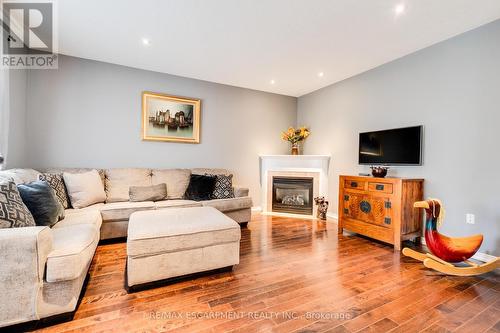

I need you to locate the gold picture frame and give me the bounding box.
[142,91,201,143]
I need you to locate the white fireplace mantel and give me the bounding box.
[259,155,331,215]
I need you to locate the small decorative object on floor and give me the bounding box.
[403,199,500,276]
[314,196,329,220]
[371,166,388,178]
[281,126,310,155]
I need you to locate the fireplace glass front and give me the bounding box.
[272,177,313,215]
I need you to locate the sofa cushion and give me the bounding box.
[234,187,249,198]
[38,173,70,209]
[129,183,167,202]
[154,199,202,209]
[46,224,99,282]
[44,168,105,184]
[105,168,152,203]
[0,179,36,228]
[127,207,241,257]
[201,197,253,212]
[184,174,217,201]
[17,181,64,227]
[53,209,102,231]
[100,201,155,222]
[151,169,191,200]
[64,203,105,215]
[63,170,106,209]
[191,168,231,176]
[0,168,41,184]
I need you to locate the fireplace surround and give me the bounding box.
[260,155,331,218]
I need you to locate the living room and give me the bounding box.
[0,1,499,332]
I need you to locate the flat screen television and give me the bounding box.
[359,126,423,165]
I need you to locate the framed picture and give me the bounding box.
[142,91,201,143]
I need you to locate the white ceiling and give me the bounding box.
[57,0,500,97]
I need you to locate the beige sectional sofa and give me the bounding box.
[46,167,252,239]
[0,167,252,328]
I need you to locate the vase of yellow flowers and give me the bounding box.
[281,127,310,155]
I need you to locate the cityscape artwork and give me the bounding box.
[142,92,201,143]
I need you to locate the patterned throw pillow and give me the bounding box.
[206,174,235,199]
[39,173,70,209]
[0,179,36,228]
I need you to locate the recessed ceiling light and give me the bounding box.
[395,3,405,15]
[142,38,150,46]
[318,72,324,77]
[270,79,275,85]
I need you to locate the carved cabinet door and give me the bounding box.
[343,192,392,228]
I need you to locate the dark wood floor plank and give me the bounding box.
[423,287,499,332]
[454,302,500,333]
[357,318,398,333]
[485,320,500,333]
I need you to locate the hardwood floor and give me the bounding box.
[36,214,499,333]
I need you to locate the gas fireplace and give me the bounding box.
[272,177,313,215]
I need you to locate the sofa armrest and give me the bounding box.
[0,226,52,327]
[233,187,249,198]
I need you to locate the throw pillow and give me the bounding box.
[17,181,64,227]
[184,174,217,201]
[206,173,235,199]
[38,173,70,209]
[0,179,36,228]
[129,183,167,202]
[105,168,152,203]
[63,170,106,209]
[151,169,191,199]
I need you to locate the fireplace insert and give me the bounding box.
[272,176,313,215]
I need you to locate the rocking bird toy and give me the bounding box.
[402,199,499,276]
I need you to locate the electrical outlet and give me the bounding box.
[466,214,475,225]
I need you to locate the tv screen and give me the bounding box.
[359,126,423,165]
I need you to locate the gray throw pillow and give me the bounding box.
[39,173,70,209]
[17,180,65,227]
[206,174,235,199]
[0,179,36,228]
[129,183,167,202]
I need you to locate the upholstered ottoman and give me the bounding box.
[126,207,241,289]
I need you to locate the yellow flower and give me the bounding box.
[281,126,309,142]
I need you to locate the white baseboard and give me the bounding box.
[420,238,496,263]
[326,213,338,223]
[251,206,262,212]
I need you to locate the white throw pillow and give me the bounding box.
[63,170,106,209]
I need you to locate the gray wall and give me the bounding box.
[5,69,28,168]
[298,20,500,255]
[25,55,297,205]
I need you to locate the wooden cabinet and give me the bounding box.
[338,175,424,250]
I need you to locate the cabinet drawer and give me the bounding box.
[344,179,366,190]
[368,182,393,194]
[342,218,394,245]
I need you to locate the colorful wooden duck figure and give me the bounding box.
[402,199,500,276]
